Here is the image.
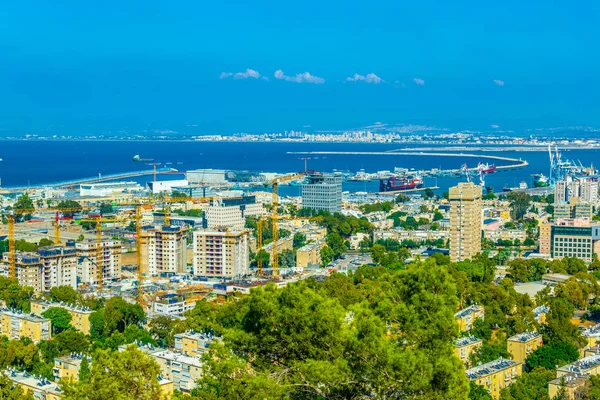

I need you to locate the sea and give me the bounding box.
[1,140,600,195]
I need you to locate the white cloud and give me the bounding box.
[413,78,425,86]
[220,69,262,80]
[274,69,325,84]
[493,79,505,87]
[346,73,383,84]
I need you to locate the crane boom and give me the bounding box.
[136,204,145,306]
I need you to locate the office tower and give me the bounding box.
[301,172,342,213]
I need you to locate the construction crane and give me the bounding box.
[256,217,263,275]
[267,173,304,277]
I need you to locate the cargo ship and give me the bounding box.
[379,176,424,192]
[479,163,496,174]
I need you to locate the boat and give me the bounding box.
[379,176,424,192]
[503,181,528,192]
[532,173,550,188]
[132,154,154,163]
[479,163,497,174]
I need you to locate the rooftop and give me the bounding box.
[548,373,589,388]
[466,358,521,380]
[558,354,600,374]
[583,324,600,338]
[4,367,62,396]
[0,308,51,323]
[32,299,93,314]
[455,304,484,319]
[455,336,482,347]
[533,304,549,316]
[508,331,541,342]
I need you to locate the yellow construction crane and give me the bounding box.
[268,173,304,277]
[136,203,145,306]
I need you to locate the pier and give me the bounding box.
[287,151,529,172]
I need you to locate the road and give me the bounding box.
[334,253,373,274]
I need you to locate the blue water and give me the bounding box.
[1,140,600,194]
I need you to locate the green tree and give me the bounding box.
[278,249,296,268]
[525,341,579,371]
[0,373,33,399]
[149,316,180,348]
[79,356,91,383]
[320,246,334,267]
[14,193,35,221]
[507,192,532,220]
[103,297,145,335]
[469,381,493,400]
[61,346,163,400]
[422,188,435,199]
[49,285,82,305]
[57,200,83,215]
[325,232,346,258]
[42,307,72,334]
[38,238,54,247]
[98,203,114,215]
[39,330,90,363]
[292,232,307,249]
[498,367,555,400]
[254,249,270,268]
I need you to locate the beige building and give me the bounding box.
[539,218,600,262]
[0,310,51,342]
[449,182,482,262]
[76,240,122,286]
[466,358,522,399]
[1,246,77,292]
[455,336,482,366]
[174,330,215,357]
[4,369,63,400]
[205,205,245,231]
[455,304,484,332]
[296,240,326,269]
[53,353,90,382]
[141,226,187,276]
[31,300,93,334]
[557,354,600,377]
[507,331,543,363]
[192,229,249,278]
[548,373,589,400]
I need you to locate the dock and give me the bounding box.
[378,186,439,195]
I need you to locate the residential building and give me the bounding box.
[174,330,215,357]
[449,182,482,262]
[554,202,572,219]
[483,229,527,244]
[580,178,599,204]
[539,218,600,262]
[296,240,326,269]
[0,309,51,342]
[301,172,342,213]
[76,240,122,286]
[455,336,483,366]
[455,304,484,332]
[53,353,90,382]
[507,331,543,363]
[557,354,600,377]
[141,226,187,276]
[1,246,77,292]
[205,205,244,231]
[583,324,600,349]
[466,358,522,399]
[151,295,195,317]
[533,305,549,324]
[548,373,589,400]
[555,179,569,203]
[4,369,63,400]
[574,202,594,219]
[31,300,93,335]
[192,229,249,278]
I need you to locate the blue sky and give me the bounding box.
[0,1,599,134]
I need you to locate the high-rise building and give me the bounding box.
[141,226,187,276]
[205,195,264,231]
[449,182,482,262]
[76,240,122,286]
[554,179,568,203]
[580,178,599,204]
[192,229,249,279]
[301,172,342,213]
[1,246,77,292]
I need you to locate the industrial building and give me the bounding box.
[449,182,482,262]
[301,172,342,213]
[79,181,143,197]
[141,226,187,276]
[186,169,228,185]
[147,180,189,194]
[76,240,122,286]
[192,229,249,279]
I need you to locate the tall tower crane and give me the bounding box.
[267,173,304,278]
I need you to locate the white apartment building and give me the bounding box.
[205,205,245,231]
[141,226,187,276]
[1,246,78,292]
[76,240,122,286]
[193,229,249,279]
